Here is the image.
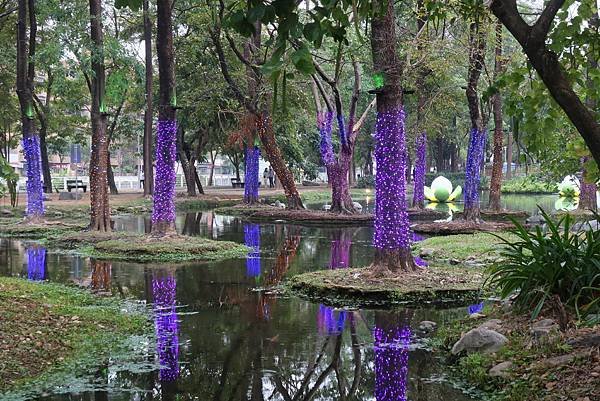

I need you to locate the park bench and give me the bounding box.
[66,179,87,192]
[231,178,245,188]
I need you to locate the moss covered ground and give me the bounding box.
[0,220,248,263]
[287,266,483,308]
[0,277,150,395]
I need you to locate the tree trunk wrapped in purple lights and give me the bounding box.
[152,120,177,231]
[463,128,487,221]
[372,108,415,272]
[243,145,260,204]
[318,111,335,166]
[16,0,44,220]
[373,319,411,401]
[152,271,179,382]
[412,131,427,208]
[579,157,597,211]
[26,245,46,281]
[244,223,261,277]
[22,135,45,217]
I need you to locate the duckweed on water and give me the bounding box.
[0,277,152,399]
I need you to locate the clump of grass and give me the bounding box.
[412,232,517,263]
[487,208,600,322]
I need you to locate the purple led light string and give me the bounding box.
[244,145,260,203]
[579,157,597,209]
[468,302,484,315]
[26,246,46,281]
[373,324,411,401]
[463,128,487,210]
[412,131,427,207]
[317,304,346,335]
[318,112,335,166]
[22,134,45,217]
[373,108,411,251]
[336,114,347,147]
[244,223,261,277]
[152,120,177,225]
[152,273,179,382]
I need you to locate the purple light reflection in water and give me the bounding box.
[317,305,346,335]
[374,324,411,401]
[152,273,179,382]
[26,246,46,281]
[244,223,261,277]
[329,239,351,269]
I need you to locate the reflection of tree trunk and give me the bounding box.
[90,259,111,293]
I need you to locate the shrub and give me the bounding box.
[501,175,557,194]
[356,174,374,188]
[486,208,600,322]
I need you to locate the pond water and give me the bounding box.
[307,190,557,215]
[0,213,482,401]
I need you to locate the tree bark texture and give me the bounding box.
[370,0,415,273]
[142,0,154,196]
[463,21,487,222]
[152,0,177,234]
[17,0,44,219]
[490,0,600,170]
[488,21,504,211]
[88,0,111,231]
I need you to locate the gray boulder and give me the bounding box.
[451,328,508,355]
[489,361,513,378]
[418,320,437,333]
[531,319,559,344]
[478,319,503,331]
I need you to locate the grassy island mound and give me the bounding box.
[413,220,514,235]
[287,266,483,308]
[0,277,149,394]
[0,220,248,263]
[214,204,446,226]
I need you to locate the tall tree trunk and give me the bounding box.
[142,0,154,196]
[152,0,177,234]
[88,0,111,231]
[208,150,216,186]
[488,21,504,211]
[505,118,513,179]
[176,127,196,197]
[370,0,415,273]
[17,0,44,220]
[107,154,118,194]
[39,121,52,193]
[463,22,487,222]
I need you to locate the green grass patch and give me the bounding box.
[413,232,518,263]
[501,176,557,194]
[0,277,150,396]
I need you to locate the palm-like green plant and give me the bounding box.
[487,208,600,322]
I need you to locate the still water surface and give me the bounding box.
[0,213,482,400]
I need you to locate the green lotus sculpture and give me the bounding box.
[424,176,462,203]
